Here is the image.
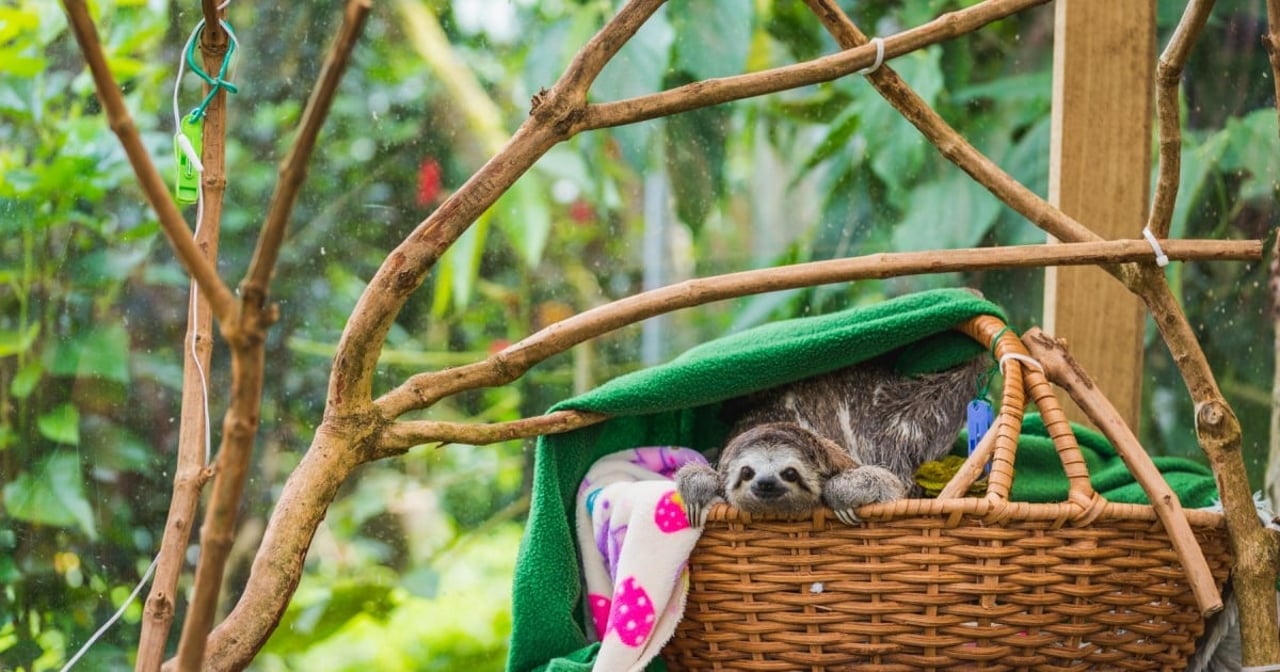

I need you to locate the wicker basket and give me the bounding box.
[662,315,1232,672]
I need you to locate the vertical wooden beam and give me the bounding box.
[1044,0,1155,430]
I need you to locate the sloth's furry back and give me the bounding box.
[723,354,986,487]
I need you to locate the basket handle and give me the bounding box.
[1021,327,1223,618]
[942,316,1096,512]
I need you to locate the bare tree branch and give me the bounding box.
[1147,0,1216,238]
[1129,270,1280,664]
[173,335,267,671]
[1264,0,1280,133]
[200,0,227,47]
[60,0,235,322]
[1265,0,1280,525]
[379,410,609,455]
[242,0,372,303]
[803,1,1279,661]
[377,238,1261,419]
[579,0,1049,132]
[326,1,671,412]
[184,3,675,667]
[800,0,1102,248]
[167,423,376,672]
[135,20,233,672]
[98,0,1272,666]
[554,0,666,102]
[172,3,372,668]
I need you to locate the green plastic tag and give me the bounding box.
[174,113,203,204]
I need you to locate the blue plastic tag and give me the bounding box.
[966,399,993,455]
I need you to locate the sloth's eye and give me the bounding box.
[739,466,755,481]
[780,467,800,483]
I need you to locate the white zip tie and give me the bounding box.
[999,353,1043,377]
[858,37,885,76]
[1242,665,1280,672]
[1141,226,1170,267]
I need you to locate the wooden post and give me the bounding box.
[1044,0,1155,430]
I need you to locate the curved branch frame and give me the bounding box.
[61,0,1280,668]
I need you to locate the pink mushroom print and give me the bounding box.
[608,576,657,647]
[653,489,690,533]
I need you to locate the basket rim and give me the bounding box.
[699,500,1228,530]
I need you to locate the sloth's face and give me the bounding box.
[723,444,821,517]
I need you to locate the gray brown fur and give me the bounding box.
[676,353,984,525]
[677,422,892,524]
[724,353,985,493]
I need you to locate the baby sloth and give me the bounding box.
[676,353,983,525]
[676,422,905,526]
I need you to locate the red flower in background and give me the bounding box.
[417,158,443,206]
[569,198,594,224]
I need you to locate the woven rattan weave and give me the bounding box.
[662,315,1232,672]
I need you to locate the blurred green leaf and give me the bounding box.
[1000,116,1051,197]
[0,322,39,357]
[664,73,729,233]
[859,46,944,200]
[0,550,17,583]
[892,173,1001,252]
[495,174,551,268]
[762,0,826,62]
[0,7,39,44]
[593,6,672,168]
[669,0,752,81]
[433,209,491,313]
[10,359,42,398]
[1220,109,1279,203]
[37,403,80,445]
[47,322,130,383]
[67,246,150,288]
[799,107,860,174]
[594,6,671,103]
[953,71,1052,107]
[267,576,399,655]
[0,47,43,77]
[4,451,96,539]
[83,418,152,473]
[1168,128,1229,239]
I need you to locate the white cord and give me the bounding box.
[58,557,158,672]
[61,20,226,670]
[857,37,885,75]
[171,20,217,466]
[1141,226,1170,267]
[1242,665,1280,672]
[999,353,1044,377]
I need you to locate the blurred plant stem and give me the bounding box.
[396,0,508,155]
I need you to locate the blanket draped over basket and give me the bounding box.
[506,289,1225,672]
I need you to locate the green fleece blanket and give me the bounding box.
[505,289,1218,672]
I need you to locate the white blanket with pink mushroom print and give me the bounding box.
[574,447,708,672]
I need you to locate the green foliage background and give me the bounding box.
[0,0,1275,670]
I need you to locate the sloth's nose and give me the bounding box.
[752,477,785,498]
